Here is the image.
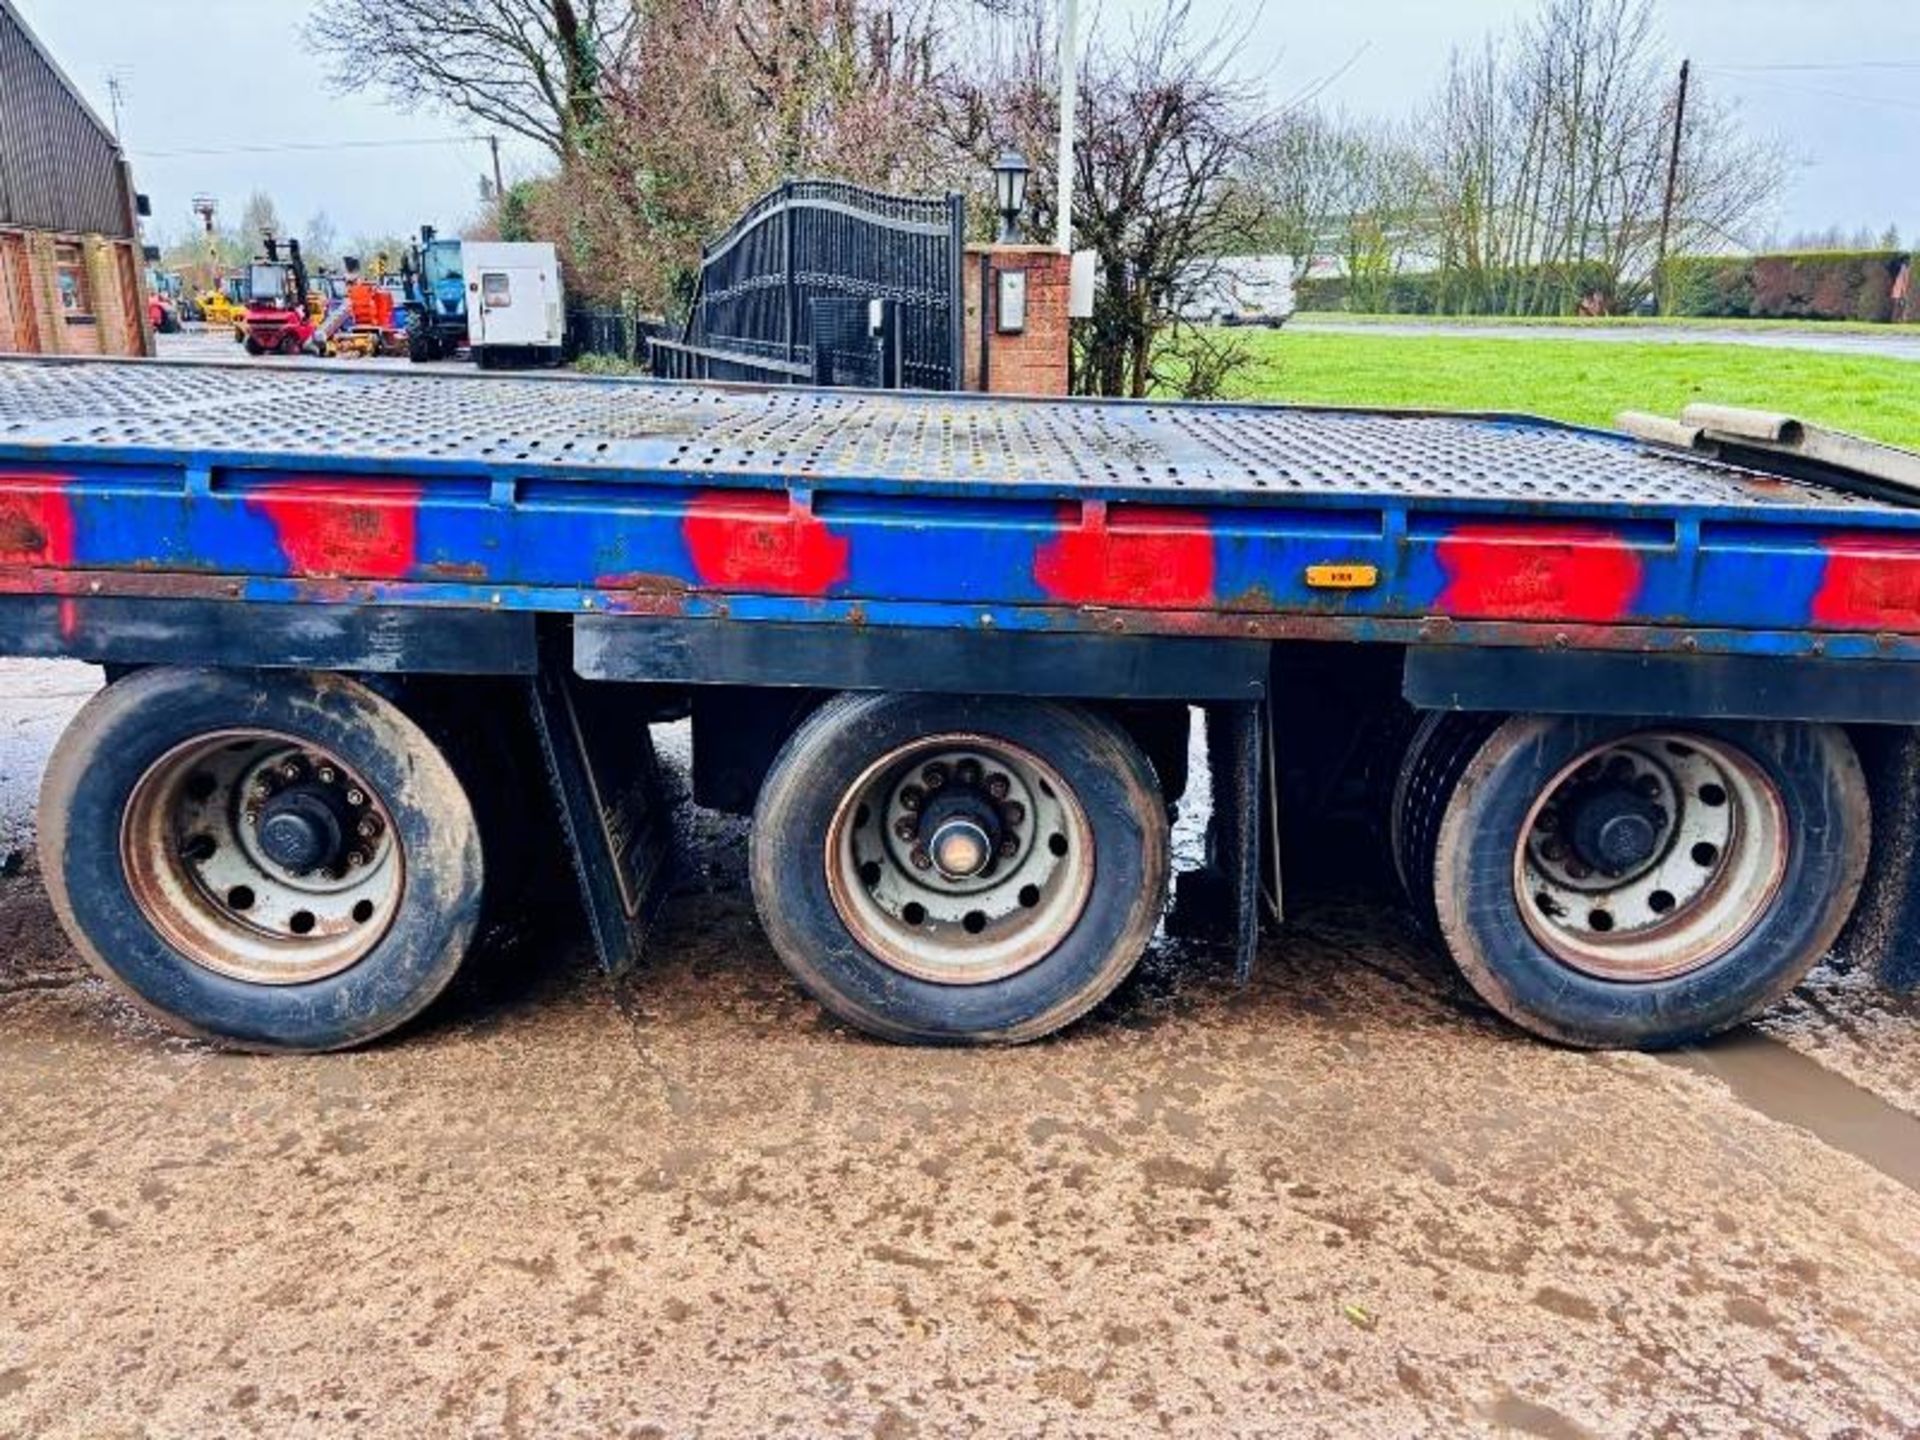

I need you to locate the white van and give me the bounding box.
[1179,255,1296,328]
[461,241,566,368]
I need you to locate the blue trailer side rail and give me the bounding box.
[2,356,1919,672]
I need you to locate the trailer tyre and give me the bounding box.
[1400,714,1869,1049]
[751,693,1170,1044]
[38,667,484,1052]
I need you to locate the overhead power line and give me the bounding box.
[1710,60,1920,73]
[130,135,485,160]
[1698,66,1920,115]
[1279,41,1372,115]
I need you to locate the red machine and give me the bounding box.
[242,236,316,356]
[145,292,179,335]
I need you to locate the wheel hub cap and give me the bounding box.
[256,788,348,873]
[930,818,992,878]
[1569,789,1664,875]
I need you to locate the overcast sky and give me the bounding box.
[15,0,1920,249]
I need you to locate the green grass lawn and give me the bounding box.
[1225,330,1920,449]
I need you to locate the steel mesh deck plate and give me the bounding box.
[0,356,1885,514]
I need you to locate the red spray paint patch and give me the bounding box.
[1035,503,1215,609]
[0,474,76,568]
[683,491,848,596]
[250,479,422,580]
[1812,535,1920,632]
[1435,522,1641,623]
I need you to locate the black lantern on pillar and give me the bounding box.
[992,150,1031,243]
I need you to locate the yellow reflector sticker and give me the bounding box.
[1305,563,1379,590]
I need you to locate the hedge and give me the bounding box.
[1662,250,1912,323]
[1300,251,1918,322]
[1297,262,1637,317]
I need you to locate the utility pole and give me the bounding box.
[105,72,125,142]
[1655,58,1691,315]
[1055,0,1079,254]
[489,136,505,208]
[192,195,218,289]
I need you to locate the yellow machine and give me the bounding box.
[194,275,250,337]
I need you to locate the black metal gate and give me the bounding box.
[649,179,966,391]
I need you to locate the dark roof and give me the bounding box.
[0,0,133,237]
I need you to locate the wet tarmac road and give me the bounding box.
[2,660,1919,1438]
[1292,319,1920,363]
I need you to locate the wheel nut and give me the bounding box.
[998,836,1020,858]
[899,786,924,813]
[346,850,366,869]
[909,845,933,871]
[893,817,918,841]
[1003,801,1026,826]
[317,765,337,785]
[356,817,380,840]
[955,759,982,787]
[986,774,1011,800]
[1566,859,1591,879]
[1536,809,1559,833]
[1636,775,1661,797]
[921,765,947,791]
[280,760,303,781]
[251,778,274,800]
[1542,838,1567,862]
[244,807,261,826]
[346,788,366,807]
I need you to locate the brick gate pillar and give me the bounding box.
[962,245,1072,395]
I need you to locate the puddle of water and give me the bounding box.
[1666,1030,1920,1195]
[1479,1392,1594,1440]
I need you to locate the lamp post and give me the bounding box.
[992,151,1031,244]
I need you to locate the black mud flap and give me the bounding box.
[1168,702,1277,981]
[529,659,673,975]
[1838,725,1920,993]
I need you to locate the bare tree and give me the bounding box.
[941,1,1267,397]
[302,211,339,269]
[239,191,282,245]
[1415,0,1784,315]
[1235,107,1368,280]
[553,0,957,307]
[305,0,638,162]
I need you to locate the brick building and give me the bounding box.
[0,0,150,357]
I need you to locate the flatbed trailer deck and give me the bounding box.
[4,356,1918,1054]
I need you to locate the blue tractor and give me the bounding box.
[400,226,468,362]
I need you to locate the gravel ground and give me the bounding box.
[2,658,1919,1438]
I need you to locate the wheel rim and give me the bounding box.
[120,731,404,985]
[1513,732,1787,983]
[824,733,1095,986]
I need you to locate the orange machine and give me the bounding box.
[348,280,395,331]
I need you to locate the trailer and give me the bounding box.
[3,356,1919,1054]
